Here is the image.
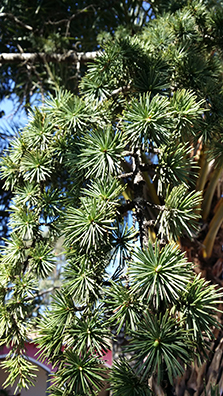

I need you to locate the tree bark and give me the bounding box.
[174,333,223,396]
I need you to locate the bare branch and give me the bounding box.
[118,172,134,179]
[0,51,99,65]
[146,201,165,211]
[24,286,60,301]
[123,151,135,157]
[24,288,87,311]
[110,85,131,97]
[45,5,95,27]
[0,12,33,30]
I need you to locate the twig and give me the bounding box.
[110,85,131,97]
[0,13,33,30]
[118,172,134,179]
[24,286,60,301]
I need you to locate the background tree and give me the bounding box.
[1,1,223,396]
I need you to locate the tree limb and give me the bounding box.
[110,85,131,97]
[118,172,134,179]
[0,51,99,65]
[24,286,60,301]
[0,13,33,30]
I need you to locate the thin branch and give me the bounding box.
[73,304,87,312]
[146,201,166,211]
[45,5,95,27]
[151,148,161,154]
[145,220,156,227]
[0,13,33,30]
[123,151,134,156]
[24,286,60,301]
[109,85,131,97]
[118,172,134,179]
[24,287,87,312]
[45,5,96,38]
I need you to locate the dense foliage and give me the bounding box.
[0,0,151,241]
[1,1,223,395]
[0,0,152,106]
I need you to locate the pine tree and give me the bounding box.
[1,1,223,395]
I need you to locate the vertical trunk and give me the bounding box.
[174,332,223,396]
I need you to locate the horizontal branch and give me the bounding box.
[0,51,99,65]
[24,286,60,301]
[118,172,134,179]
[24,287,87,311]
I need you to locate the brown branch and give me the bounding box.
[0,51,99,65]
[24,286,60,301]
[0,12,33,30]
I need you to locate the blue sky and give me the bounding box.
[0,96,29,144]
[0,97,27,123]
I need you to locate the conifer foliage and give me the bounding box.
[1,1,223,395]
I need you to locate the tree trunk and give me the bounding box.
[175,234,223,396]
[174,333,223,396]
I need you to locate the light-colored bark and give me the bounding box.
[0,51,99,65]
[0,12,33,30]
